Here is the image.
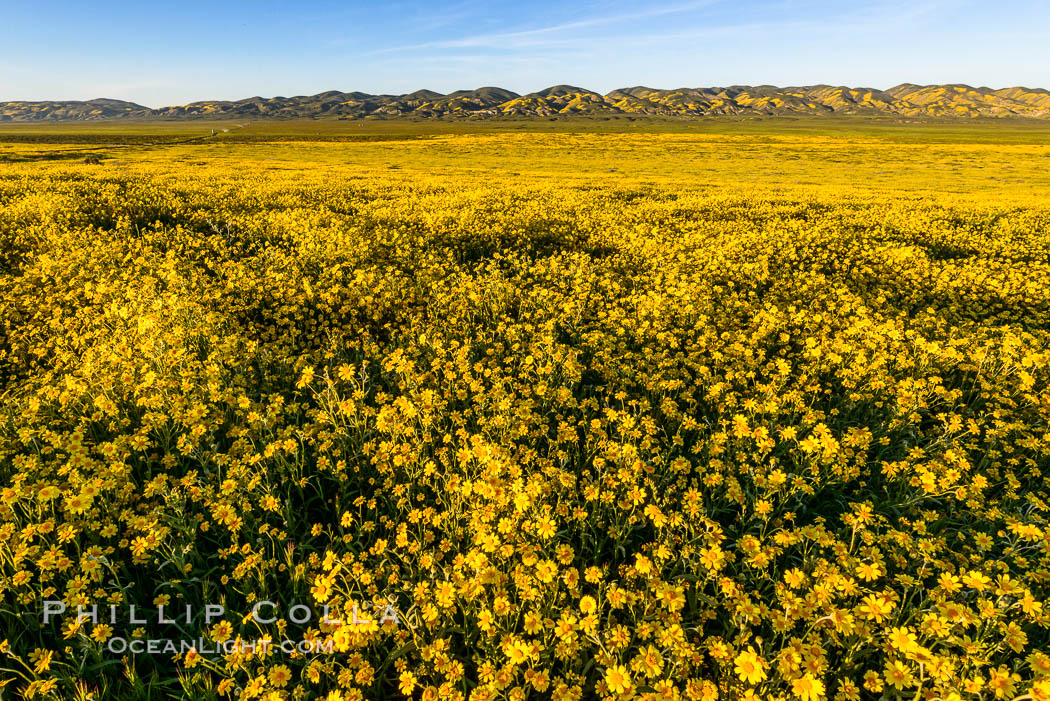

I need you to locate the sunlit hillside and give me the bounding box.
[4,83,1050,121]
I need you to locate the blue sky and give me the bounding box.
[2,0,1047,106]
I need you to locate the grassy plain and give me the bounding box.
[2,117,1049,198]
[1,118,1049,700]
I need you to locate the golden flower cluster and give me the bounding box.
[0,158,1048,701]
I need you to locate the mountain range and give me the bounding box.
[4,84,1050,121]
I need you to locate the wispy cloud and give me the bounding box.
[368,0,727,54]
[366,0,974,59]
[838,0,969,24]
[350,0,989,95]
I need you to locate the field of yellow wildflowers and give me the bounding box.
[1,121,1049,700]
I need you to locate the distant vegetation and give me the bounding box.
[4,83,1050,121]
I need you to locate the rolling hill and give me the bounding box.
[4,84,1050,121]
[0,98,151,121]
